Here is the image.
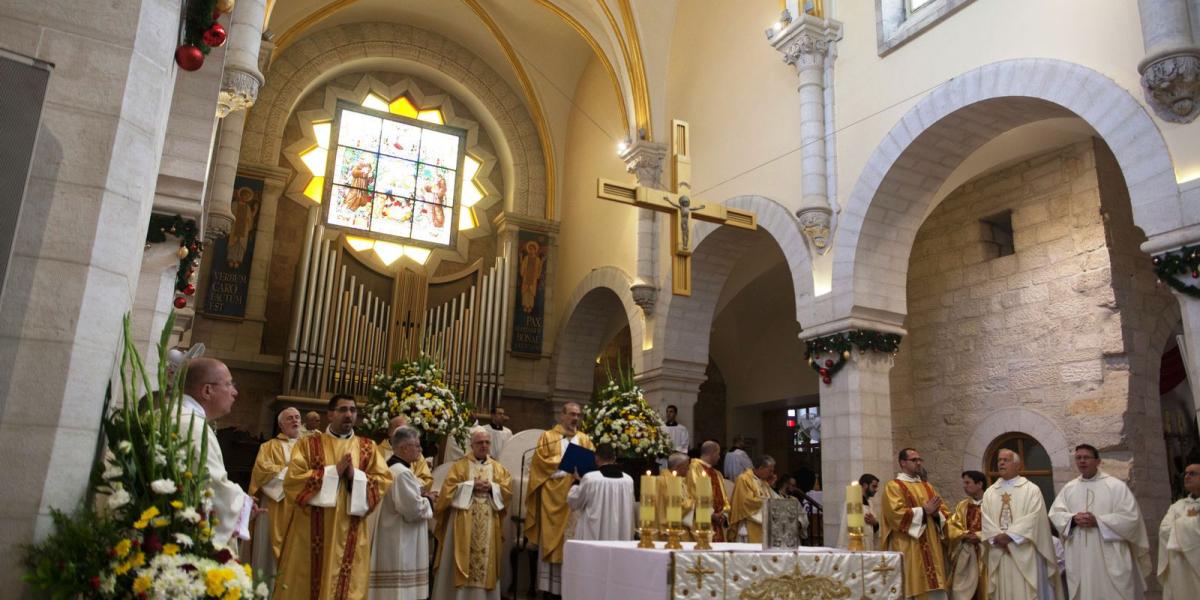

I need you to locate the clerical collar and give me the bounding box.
[897,473,921,483]
[326,426,353,439]
[999,477,1020,487]
[1189,494,1200,500]
[182,394,207,420]
[475,456,488,464]
[490,423,504,431]
[1081,471,1105,482]
[970,497,983,505]
[387,455,408,468]
[665,421,679,427]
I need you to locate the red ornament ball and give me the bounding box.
[173,296,188,309]
[175,45,204,71]
[183,283,196,296]
[822,376,832,385]
[203,23,227,48]
[824,359,833,368]
[818,368,828,377]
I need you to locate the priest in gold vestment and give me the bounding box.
[1157,463,1200,599]
[981,449,1062,600]
[686,441,729,542]
[729,455,775,543]
[666,453,697,539]
[525,402,594,598]
[432,427,513,600]
[947,470,988,600]
[248,407,302,580]
[880,448,951,599]
[275,395,395,600]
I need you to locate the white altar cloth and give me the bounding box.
[562,540,902,600]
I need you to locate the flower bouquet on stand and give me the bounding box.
[581,363,674,462]
[360,354,475,454]
[22,314,267,599]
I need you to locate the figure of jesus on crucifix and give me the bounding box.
[664,195,705,253]
[596,120,757,296]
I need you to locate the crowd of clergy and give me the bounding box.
[179,357,1200,600]
[857,445,1200,600]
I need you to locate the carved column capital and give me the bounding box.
[769,14,842,75]
[630,282,658,316]
[217,68,263,117]
[1139,52,1200,123]
[796,206,833,256]
[619,140,669,189]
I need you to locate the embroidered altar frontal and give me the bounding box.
[669,550,902,599]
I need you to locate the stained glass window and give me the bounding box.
[321,101,466,248]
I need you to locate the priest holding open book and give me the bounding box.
[525,402,595,600]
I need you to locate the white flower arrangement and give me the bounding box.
[360,355,474,448]
[150,479,178,495]
[107,489,131,510]
[582,372,673,460]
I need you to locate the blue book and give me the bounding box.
[557,443,597,477]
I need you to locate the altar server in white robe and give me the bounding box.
[661,405,690,454]
[1048,444,1150,599]
[981,449,1062,600]
[370,426,435,600]
[567,443,634,541]
[1158,463,1200,599]
[487,407,514,458]
[180,358,254,552]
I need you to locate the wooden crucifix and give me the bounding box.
[597,120,757,296]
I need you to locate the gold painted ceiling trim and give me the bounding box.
[595,0,651,141]
[615,0,652,141]
[460,0,558,221]
[533,0,631,137]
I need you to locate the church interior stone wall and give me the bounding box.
[892,137,1178,529]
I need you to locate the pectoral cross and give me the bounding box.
[597,120,757,296]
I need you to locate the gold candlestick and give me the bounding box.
[638,525,658,549]
[847,526,864,551]
[693,525,713,550]
[665,526,684,550]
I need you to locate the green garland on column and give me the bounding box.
[804,329,903,385]
[146,214,203,307]
[1152,246,1200,298]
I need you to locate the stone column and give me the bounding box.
[636,359,708,435]
[1171,290,1200,429]
[217,0,266,117]
[206,0,268,238]
[619,140,669,316]
[0,0,181,590]
[1137,0,1200,122]
[770,14,843,258]
[803,324,901,544]
[130,242,186,374]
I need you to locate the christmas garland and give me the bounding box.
[804,329,903,385]
[174,0,232,72]
[1152,246,1200,298]
[146,214,203,308]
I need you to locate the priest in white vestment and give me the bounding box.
[981,449,1062,600]
[567,443,634,541]
[486,407,514,458]
[179,358,254,552]
[661,404,690,454]
[248,407,302,581]
[1158,463,1200,599]
[433,427,513,600]
[370,426,435,600]
[1048,444,1150,599]
[837,474,881,551]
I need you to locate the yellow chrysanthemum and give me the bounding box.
[162,543,179,556]
[139,506,160,521]
[132,519,149,530]
[243,563,253,576]
[113,539,132,558]
[129,552,145,568]
[133,575,152,593]
[113,561,132,575]
[151,516,170,527]
[222,589,242,600]
[170,500,184,509]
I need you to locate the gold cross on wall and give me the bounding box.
[597,120,757,296]
[684,556,716,589]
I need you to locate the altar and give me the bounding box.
[562,540,903,599]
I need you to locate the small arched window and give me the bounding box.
[985,433,1054,507]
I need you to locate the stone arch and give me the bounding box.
[551,267,644,401]
[963,407,1073,488]
[242,22,547,218]
[653,195,813,368]
[833,58,1182,322]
